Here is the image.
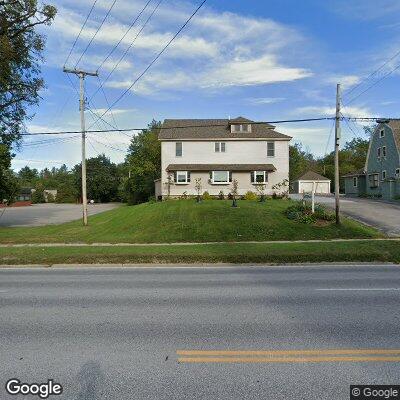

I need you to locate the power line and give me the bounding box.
[344,62,400,106]
[64,0,99,67]
[324,118,335,155]
[20,117,338,136]
[343,48,400,99]
[73,0,118,69]
[89,0,207,128]
[88,134,126,152]
[89,0,162,102]
[96,0,153,72]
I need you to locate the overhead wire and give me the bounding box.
[64,0,99,67]
[88,0,207,128]
[96,0,153,72]
[73,0,118,68]
[89,0,163,103]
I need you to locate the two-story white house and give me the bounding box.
[155,117,291,199]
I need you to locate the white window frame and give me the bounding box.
[267,141,275,157]
[380,129,385,138]
[175,171,189,184]
[175,142,182,157]
[231,124,251,133]
[252,171,267,184]
[382,170,387,180]
[382,146,387,157]
[214,142,226,153]
[211,170,230,184]
[353,177,358,187]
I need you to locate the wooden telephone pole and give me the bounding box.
[334,83,341,225]
[63,68,98,226]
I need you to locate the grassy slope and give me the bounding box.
[0,199,381,244]
[1,241,399,264]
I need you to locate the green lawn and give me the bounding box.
[0,199,382,244]
[1,241,399,265]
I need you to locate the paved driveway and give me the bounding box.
[0,203,120,227]
[291,194,400,236]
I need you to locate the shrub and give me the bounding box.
[218,190,225,200]
[31,189,45,204]
[202,191,212,200]
[286,210,301,220]
[298,214,317,224]
[148,195,156,203]
[285,201,334,224]
[46,192,55,203]
[243,191,258,201]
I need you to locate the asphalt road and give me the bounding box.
[291,194,400,236]
[1,264,400,400]
[0,203,120,227]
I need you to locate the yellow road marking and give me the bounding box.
[178,356,400,363]
[177,349,400,357]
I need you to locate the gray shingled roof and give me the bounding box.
[295,171,330,181]
[159,118,292,140]
[342,168,366,178]
[166,164,276,172]
[388,120,400,153]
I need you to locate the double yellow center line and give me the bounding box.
[177,349,400,363]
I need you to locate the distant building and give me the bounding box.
[18,187,33,202]
[343,120,400,200]
[292,171,331,194]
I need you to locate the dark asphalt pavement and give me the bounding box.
[0,264,399,399]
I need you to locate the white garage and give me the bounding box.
[292,171,331,194]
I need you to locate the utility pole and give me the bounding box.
[63,67,98,226]
[334,83,341,225]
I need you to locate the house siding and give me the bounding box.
[366,123,400,198]
[344,176,366,197]
[160,139,289,197]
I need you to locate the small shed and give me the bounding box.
[293,171,331,194]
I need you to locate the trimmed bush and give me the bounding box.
[243,191,258,201]
[202,191,212,200]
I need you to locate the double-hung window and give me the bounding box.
[382,170,387,180]
[175,142,182,157]
[211,171,231,184]
[251,171,268,184]
[353,177,358,187]
[377,147,381,158]
[382,146,387,157]
[215,142,226,153]
[380,129,385,138]
[231,124,251,133]
[175,171,190,184]
[267,141,275,157]
[396,168,400,178]
[369,174,379,188]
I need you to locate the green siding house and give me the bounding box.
[343,120,400,200]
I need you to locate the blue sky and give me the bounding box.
[12,0,400,170]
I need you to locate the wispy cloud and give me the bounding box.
[246,97,286,105]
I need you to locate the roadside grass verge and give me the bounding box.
[1,241,399,265]
[0,200,382,244]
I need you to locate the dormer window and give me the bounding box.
[231,124,251,133]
